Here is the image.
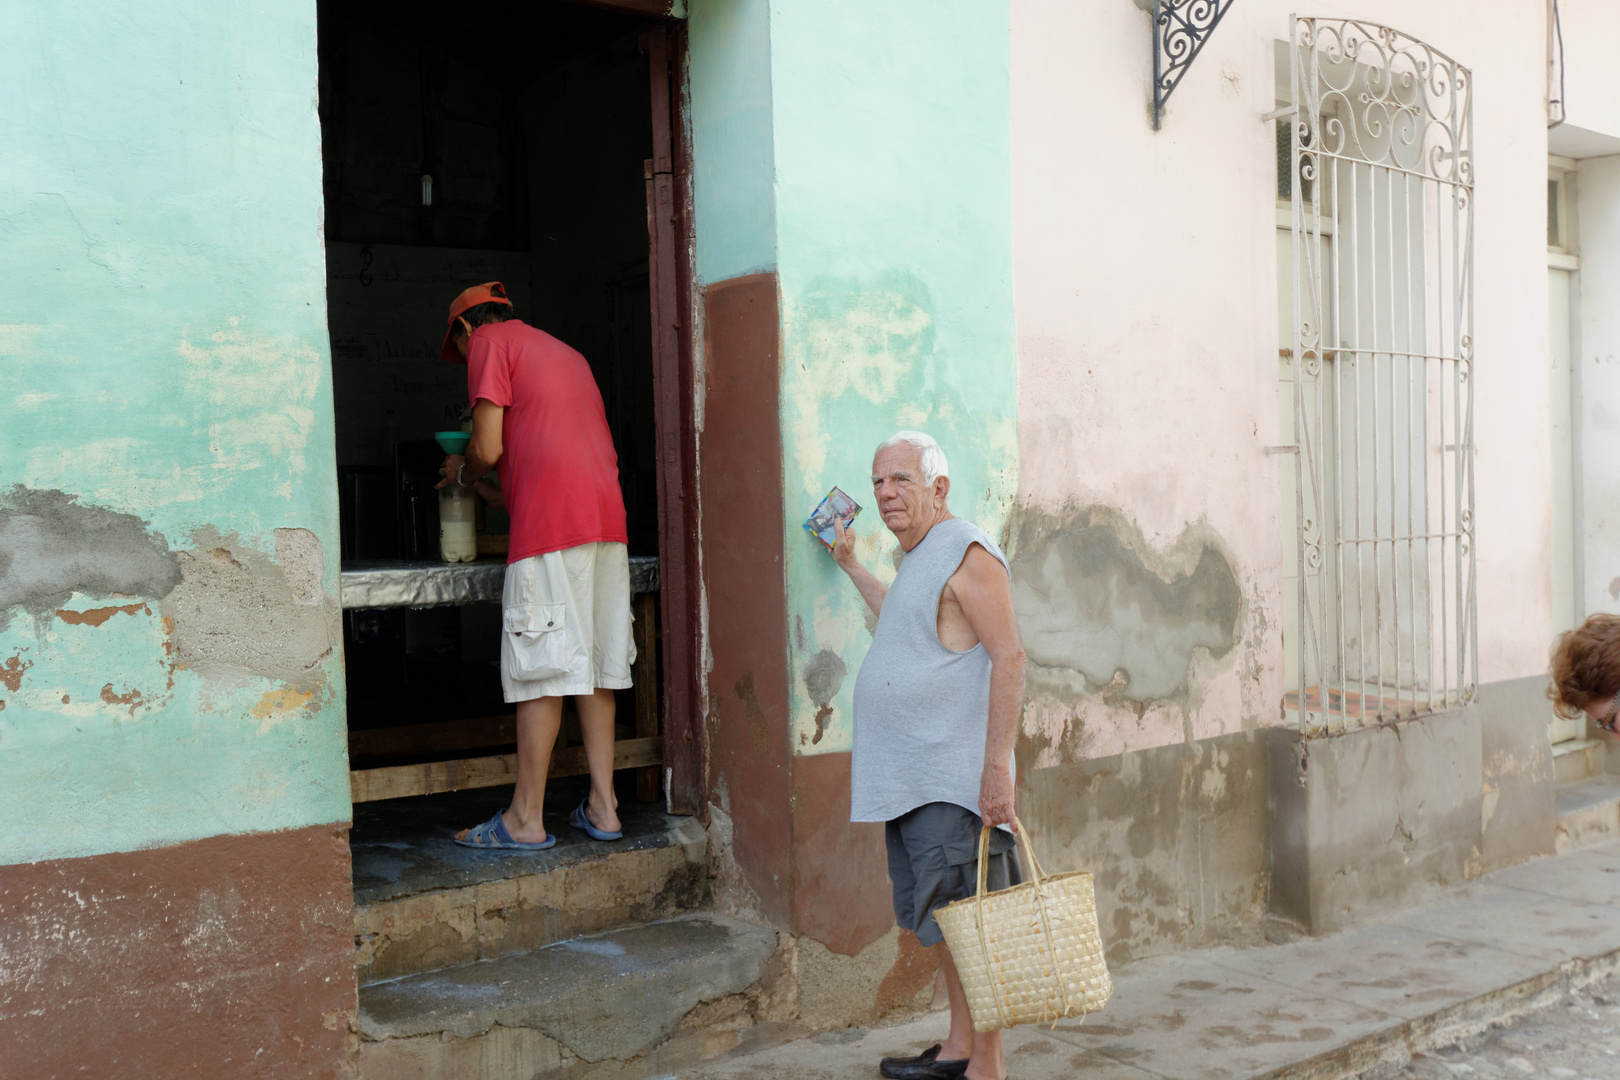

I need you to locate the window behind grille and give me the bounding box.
[1283,18,1476,733]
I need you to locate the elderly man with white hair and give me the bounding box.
[829,430,1025,1080]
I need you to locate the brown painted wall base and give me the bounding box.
[0,824,356,1079]
[790,751,894,957]
[700,271,794,927]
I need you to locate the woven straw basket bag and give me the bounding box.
[934,817,1112,1032]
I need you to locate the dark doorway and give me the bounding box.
[316,0,681,806]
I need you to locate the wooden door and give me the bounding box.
[644,25,703,813]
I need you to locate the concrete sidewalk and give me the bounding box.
[672,841,1620,1080]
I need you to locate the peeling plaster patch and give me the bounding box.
[784,272,937,500]
[803,649,847,746]
[0,487,181,624]
[810,705,834,744]
[253,687,317,731]
[177,323,321,499]
[781,268,1019,757]
[1,654,32,692]
[160,533,339,690]
[56,602,149,627]
[273,528,325,605]
[100,683,146,716]
[1009,504,1240,705]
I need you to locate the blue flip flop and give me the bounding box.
[454,808,555,851]
[570,798,622,841]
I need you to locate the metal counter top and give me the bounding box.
[340,556,659,610]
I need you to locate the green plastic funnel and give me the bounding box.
[434,431,471,456]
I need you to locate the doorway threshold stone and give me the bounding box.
[352,782,705,984]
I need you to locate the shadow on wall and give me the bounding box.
[1007,504,1241,710]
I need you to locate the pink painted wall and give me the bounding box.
[1010,0,1553,762]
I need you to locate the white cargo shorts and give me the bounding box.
[500,541,636,703]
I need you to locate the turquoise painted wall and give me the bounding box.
[689,0,778,285]
[0,0,349,863]
[770,2,1020,754]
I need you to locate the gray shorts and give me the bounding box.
[886,802,1023,948]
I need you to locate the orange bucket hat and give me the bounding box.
[440,281,513,364]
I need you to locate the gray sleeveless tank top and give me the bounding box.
[850,516,1015,823]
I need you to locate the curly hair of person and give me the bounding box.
[1549,614,1620,719]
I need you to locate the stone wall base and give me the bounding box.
[1269,675,1555,935]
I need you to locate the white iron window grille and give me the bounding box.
[1286,17,1476,734]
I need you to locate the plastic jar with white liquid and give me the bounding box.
[439,484,478,563]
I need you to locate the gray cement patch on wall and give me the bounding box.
[802,648,847,745]
[159,532,340,689]
[803,649,847,706]
[1007,504,1241,704]
[272,528,325,606]
[0,486,181,624]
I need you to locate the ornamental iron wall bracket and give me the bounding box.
[1147,0,1236,130]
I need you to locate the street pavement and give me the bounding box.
[671,841,1620,1080]
[1398,973,1620,1079]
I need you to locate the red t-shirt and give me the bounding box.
[465,321,628,563]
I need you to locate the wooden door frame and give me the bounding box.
[644,22,704,816]
[569,0,682,16]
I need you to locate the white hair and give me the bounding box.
[878,430,950,487]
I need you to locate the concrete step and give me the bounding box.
[351,783,706,985]
[357,915,790,1079]
[1555,772,1620,852]
[1553,737,1605,783]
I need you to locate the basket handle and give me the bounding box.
[973,816,1047,899]
[973,817,1074,1026]
[972,824,1011,1030]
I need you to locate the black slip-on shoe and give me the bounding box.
[879,1044,940,1079]
[879,1044,970,1080]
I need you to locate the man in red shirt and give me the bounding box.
[435,282,631,849]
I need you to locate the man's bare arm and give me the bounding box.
[831,516,887,617]
[951,544,1025,827]
[437,399,505,489]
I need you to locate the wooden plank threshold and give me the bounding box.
[349,736,663,804]
[349,714,517,759]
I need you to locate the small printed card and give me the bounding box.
[803,486,862,550]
